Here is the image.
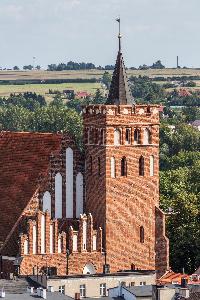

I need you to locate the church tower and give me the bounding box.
[83,21,169,275]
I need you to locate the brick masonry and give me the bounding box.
[0,104,169,278]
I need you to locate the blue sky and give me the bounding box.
[1,0,200,68]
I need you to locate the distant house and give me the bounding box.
[76,91,90,99]
[178,88,191,97]
[63,89,75,99]
[190,120,200,131]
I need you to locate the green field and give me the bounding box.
[1,68,200,101]
[0,82,103,102]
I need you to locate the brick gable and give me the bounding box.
[0,131,62,243]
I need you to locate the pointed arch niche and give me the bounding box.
[66,147,73,218]
[42,191,51,217]
[76,172,83,218]
[55,173,62,219]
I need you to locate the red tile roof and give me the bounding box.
[0,131,62,243]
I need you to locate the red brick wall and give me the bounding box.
[83,104,169,273]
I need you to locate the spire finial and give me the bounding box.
[116,17,121,52]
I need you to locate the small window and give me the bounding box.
[89,128,94,144]
[140,226,144,243]
[121,157,127,176]
[134,129,140,144]
[110,157,116,178]
[114,128,121,146]
[80,284,86,297]
[125,128,131,144]
[100,283,106,297]
[59,285,65,294]
[139,156,144,176]
[150,155,154,176]
[131,282,135,286]
[98,157,101,176]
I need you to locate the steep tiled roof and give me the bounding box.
[0,131,62,243]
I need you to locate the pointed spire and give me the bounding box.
[106,19,134,105]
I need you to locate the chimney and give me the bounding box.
[75,292,80,300]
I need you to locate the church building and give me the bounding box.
[0,29,169,278]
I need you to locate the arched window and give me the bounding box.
[98,157,101,176]
[143,128,151,145]
[114,128,121,146]
[125,128,131,145]
[139,156,144,176]
[150,155,154,177]
[140,226,144,243]
[24,239,29,255]
[76,172,83,218]
[55,173,62,219]
[66,147,73,218]
[134,129,140,144]
[121,157,127,176]
[110,157,116,178]
[42,191,51,216]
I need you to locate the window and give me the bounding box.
[121,157,127,176]
[114,128,121,146]
[150,155,154,176]
[98,157,101,176]
[42,191,51,216]
[140,282,146,286]
[140,226,144,243]
[80,284,86,297]
[139,156,144,176]
[100,283,106,297]
[143,128,151,145]
[134,129,140,144]
[110,157,116,178]
[89,128,94,144]
[131,282,135,286]
[41,214,45,254]
[59,285,65,294]
[125,128,131,144]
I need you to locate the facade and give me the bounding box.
[47,271,156,298]
[0,33,169,278]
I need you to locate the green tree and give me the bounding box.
[102,71,111,89]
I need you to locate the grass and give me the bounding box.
[0,82,103,102]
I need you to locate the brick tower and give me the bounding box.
[83,22,169,275]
